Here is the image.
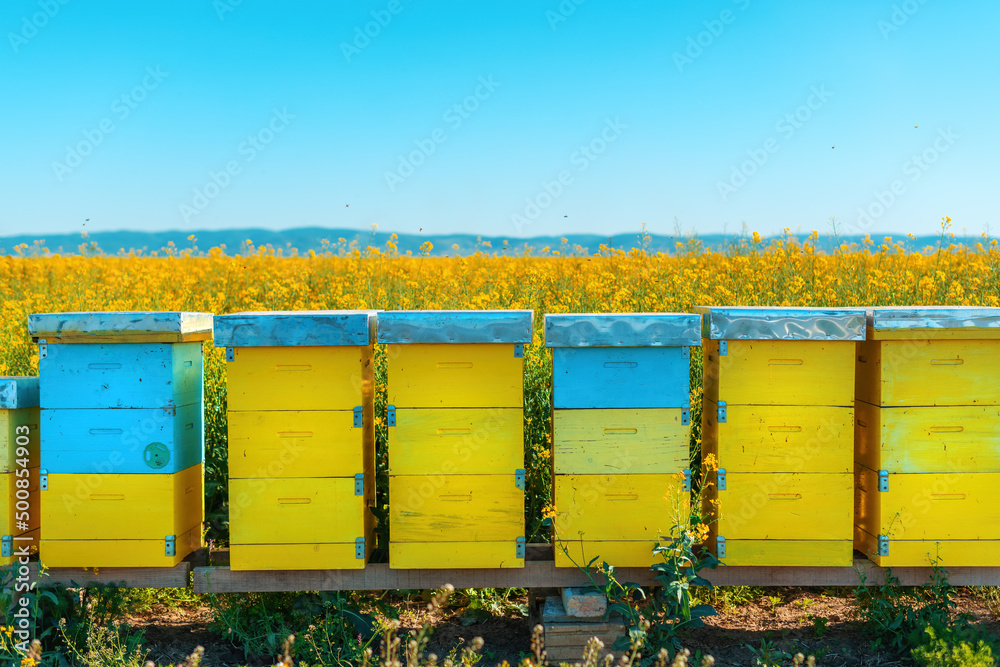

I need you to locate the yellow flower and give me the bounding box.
[703,453,719,472]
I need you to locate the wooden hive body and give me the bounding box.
[697,307,865,566]
[30,312,211,567]
[380,310,532,569]
[855,307,1000,566]
[547,313,699,568]
[216,311,377,570]
[1,377,40,566]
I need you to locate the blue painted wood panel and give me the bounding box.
[40,343,203,409]
[41,405,203,474]
[552,347,691,409]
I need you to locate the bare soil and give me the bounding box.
[126,589,1000,667]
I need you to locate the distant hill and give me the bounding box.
[0,227,983,257]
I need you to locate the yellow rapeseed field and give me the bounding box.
[2,229,997,542]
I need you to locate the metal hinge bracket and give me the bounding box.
[165,535,176,557]
[516,536,525,559]
[718,340,728,356]
[515,469,525,490]
[354,473,364,496]
[681,347,690,359]
[39,340,48,359]
[353,406,363,428]
[717,401,727,423]
[387,405,396,427]
[717,536,726,559]
[681,409,691,426]
[39,470,48,491]
[226,347,235,362]
[355,537,366,559]
[717,468,727,491]
[878,534,889,557]
[1,536,12,558]
[878,470,889,492]
[682,469,691,492]
[514,344,524,358]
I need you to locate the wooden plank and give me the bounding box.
[711,404,853,474]
[855,402,1000,473]
[26,561,192,588]
[389,474,522,542]
[713,339,855,407]
[227,346,368,412]
[42,404,202,474]
[191,559,1000,593]
[228,410,365,479]
[386,343,524,409]
[857,339,1000,406]
[44,465,203,541]
[553,408,688,475]
[552,347,691,409]
[34,331,213,344]
[389,408,523,475]
[39,342,203,409]
[229,477,367,545]
[716,472,853,541]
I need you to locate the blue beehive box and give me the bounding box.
[29,311,213,567]
[545,313,701,568]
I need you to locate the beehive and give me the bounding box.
[855,306,1000,566]
[1,377,40,566]
[697,307,864,566]
[215,311,376,570]
[545,313,698,568]
[379,310,532,569]
[30,311,212,567]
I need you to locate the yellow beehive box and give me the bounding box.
[545,313,701,568]
[855,307,1000,566]
[40,464,203,567]
[1,377,40,565]
[216,311,377,570]
[697,307,865,566]
[380,310,533,569]
[554,473,691,568]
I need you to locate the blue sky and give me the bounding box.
[1,1,997,239]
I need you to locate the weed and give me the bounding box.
[911,626,995,667]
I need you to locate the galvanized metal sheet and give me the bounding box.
[694,306,867,341]
[213,310,376,347]
[544,313,701,347]
[377,310,533,344]
[868,306,1000,332]
[28,311,214,336]
[0,376,39,409]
